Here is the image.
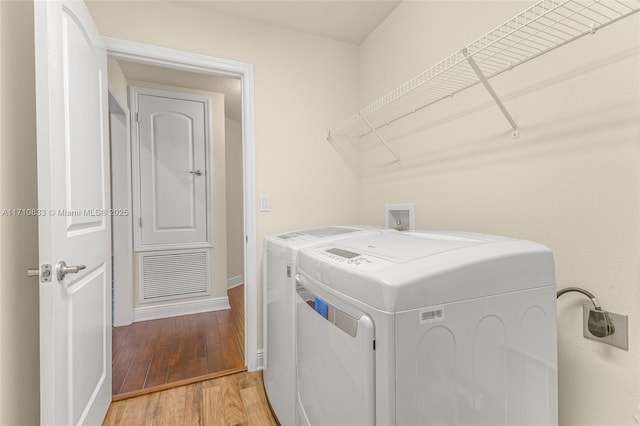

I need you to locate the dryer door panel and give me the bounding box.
[296,284,375,426]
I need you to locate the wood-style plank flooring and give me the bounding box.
[103,371,278,426]
[112,285,245,397]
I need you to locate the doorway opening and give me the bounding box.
[104,38,258,397]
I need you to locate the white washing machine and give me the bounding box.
[264,225,382,425]
[295,230,558,426]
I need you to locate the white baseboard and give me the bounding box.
[227,275,244,289]
[134,296,230,322]
[254,349,265,371]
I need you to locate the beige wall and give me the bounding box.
[85,1,362,230]
[0,1,40,425]
[107,58,127,104]
[357,2,640,425]
[225,117,244,283]
[86,0,362,346]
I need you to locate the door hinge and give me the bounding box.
[135,112,140,123]
[245,235,248,243]
[373,340,376,351]
[138,218,143,227]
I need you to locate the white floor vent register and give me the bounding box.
[139,249,211,302]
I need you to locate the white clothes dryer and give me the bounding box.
[263,225,382,425]
[295,230,557,426]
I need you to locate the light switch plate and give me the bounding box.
[259,194,271,212]
[582,305,628,350]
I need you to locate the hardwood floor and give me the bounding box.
[112,285,245,397]
[103,371,279,426]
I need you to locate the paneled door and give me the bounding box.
[34,1,112,424]
[132,87,210,250]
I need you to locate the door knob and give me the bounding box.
[56,261,86,281]
[189,170,203,176]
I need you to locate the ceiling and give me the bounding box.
[115,1,402,122]
[178,0,402,45]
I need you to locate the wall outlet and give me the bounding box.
[385,203,414,231]
[582,305,628,350]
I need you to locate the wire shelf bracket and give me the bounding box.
[363,117,401,164]
[464,48,519,139]
[328,0,640,165]
[326,130,362,177]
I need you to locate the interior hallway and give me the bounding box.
[112,285,245,398]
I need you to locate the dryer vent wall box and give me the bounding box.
[385,203,414,230]
[294,229,558,426]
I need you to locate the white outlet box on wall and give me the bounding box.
[385,203,414,231]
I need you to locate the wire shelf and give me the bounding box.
[330,0,640,141]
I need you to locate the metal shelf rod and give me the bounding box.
[465,52,519,139]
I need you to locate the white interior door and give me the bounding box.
[34,1,112,424]
[133,87,209,250]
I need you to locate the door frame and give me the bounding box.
[109,89,134,326]
[104,37,259,371]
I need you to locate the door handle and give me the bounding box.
[56,261,86,281]
[189,170,203,176]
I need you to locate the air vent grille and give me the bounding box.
[140,250,210,303]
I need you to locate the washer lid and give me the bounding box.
[297,230,555,311]
[336,230,493,263]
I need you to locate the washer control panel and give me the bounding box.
[313,246,389,270]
